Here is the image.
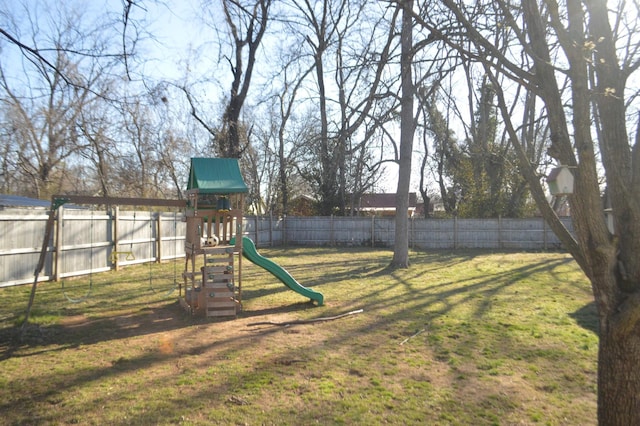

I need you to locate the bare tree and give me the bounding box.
[185,0,272,158]
[284,0,400,215]
[284,0,344,214]
[331,2,398,214]
[415,0,640,421]
[417,88,456,217]
[391,0,415,268]
[0,0,157,198]
[0,26,109,198]
[272,56,314,215]
[0,105,17,193]
[242,122,272,214]
[76,102,119,197]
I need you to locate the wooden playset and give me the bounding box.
[23,157,322,329]
[179,158,248,318]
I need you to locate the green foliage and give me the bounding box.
[426,81,536,218]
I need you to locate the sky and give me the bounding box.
[0,0,420,195]
[135,1,406,193]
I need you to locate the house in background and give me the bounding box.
[357,193,418,217]
[288,194,317,216]
[0,194,50,210]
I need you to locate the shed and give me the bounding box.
[547,166,575,195]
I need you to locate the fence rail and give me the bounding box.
[0,208,573,287]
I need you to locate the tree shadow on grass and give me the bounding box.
[0,300,192,361]
[569,301,599,335]
[239,300,318,318]
[0,249,595,425]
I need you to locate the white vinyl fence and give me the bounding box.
[0,207,186,288]
[264,215,572,249]
[0,208,572,287]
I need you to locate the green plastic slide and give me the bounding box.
[231,236,324,306]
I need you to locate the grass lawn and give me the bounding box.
[0,248,597,425]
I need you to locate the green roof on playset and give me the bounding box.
[187,158,248,194]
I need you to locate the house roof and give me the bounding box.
[359,193,418,209]
[187,158,248,194]
[290,194,317,203]
[0,194,50,208]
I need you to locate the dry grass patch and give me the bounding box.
[0,248,597,425]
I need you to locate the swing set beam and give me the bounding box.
[52,195,187,209]
[21,195,187,335]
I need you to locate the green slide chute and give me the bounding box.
[232,236,324,306]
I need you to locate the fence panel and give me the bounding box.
[0,210,52,287]
[114,211,156,267]
[501,218,544,249]
[158,212,186,261]
[456,218,501,249]
[412,219,455,249]
[285,216,334,245]
[372,217,394,247]
[58,209,111,279]
[331,217,372,246]
[1,209,576,287]
[245,215,283,247]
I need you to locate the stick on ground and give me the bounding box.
[399,328,426,345]
[247,309,364,327]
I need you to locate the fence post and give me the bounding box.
[54,206,63,281]
[269,213,273,247]
[254,215,259,247]
[330,215,335,246]
[498,215,503,249]
[543,217,548,250]
[156,212,162,263]
[410,216,415,249]
[371,215,375,248]
[454,216,458,249]
[283,214,288,247]
[113,206,120,271]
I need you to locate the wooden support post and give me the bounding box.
[22,204,57,330]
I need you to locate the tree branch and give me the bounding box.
[247,309,363,327]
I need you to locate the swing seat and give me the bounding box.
[109,251,136,263]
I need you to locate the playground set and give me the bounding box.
[23,158,323,325]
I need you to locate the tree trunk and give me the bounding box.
[391,0,414,268]
[220,0,270,158]
[598,318,640,424]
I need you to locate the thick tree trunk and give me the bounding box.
[598,320,640,424]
